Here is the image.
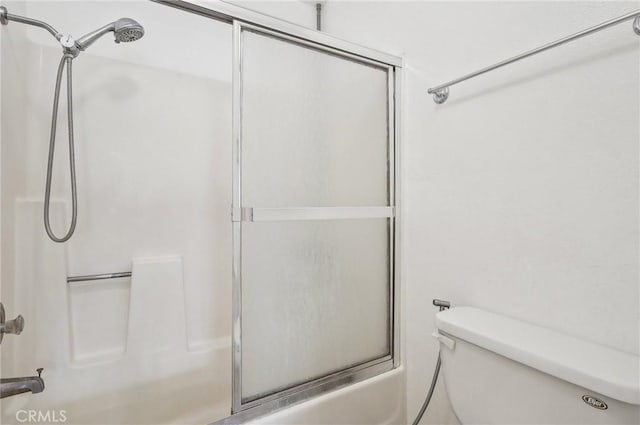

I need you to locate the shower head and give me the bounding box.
[633,15,640,36]
[114,18,145,43]
[75,18,144,51]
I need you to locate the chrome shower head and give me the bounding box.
[633,15,640,36]
[114,18,144,43]
[75,18,144,51]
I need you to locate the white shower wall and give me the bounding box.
[2,1,233,423]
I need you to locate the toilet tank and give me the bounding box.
[435,307,640,425]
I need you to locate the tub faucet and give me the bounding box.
[1,368,45,399]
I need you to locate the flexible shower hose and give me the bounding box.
[411,353,442,425]
[44,53,77,243]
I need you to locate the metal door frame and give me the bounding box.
[152,2,403,423]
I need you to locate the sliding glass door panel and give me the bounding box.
[241,29,390,208]
[240,219,390,401]
[233,22,397,413]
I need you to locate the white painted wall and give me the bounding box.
[321,1,639,423]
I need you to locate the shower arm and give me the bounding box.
[74,23,114,51]
[0,6,61,40]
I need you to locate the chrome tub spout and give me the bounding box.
[1,368,45,399]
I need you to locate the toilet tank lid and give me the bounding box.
[436,307,640,405]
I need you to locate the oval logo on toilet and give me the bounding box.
[582,395,608,410]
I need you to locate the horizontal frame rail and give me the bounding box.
[151,0,402,67]
[233,206,395,222]
[213,358,394,424]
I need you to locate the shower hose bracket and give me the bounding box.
[59,34,80,57]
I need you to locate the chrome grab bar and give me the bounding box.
[67,272,132,283]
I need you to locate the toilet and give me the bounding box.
[434,307,640,424]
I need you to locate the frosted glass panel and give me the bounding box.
[241,219,390,400]
[241,30,390,207]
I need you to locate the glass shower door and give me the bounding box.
[232,22,398,413]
